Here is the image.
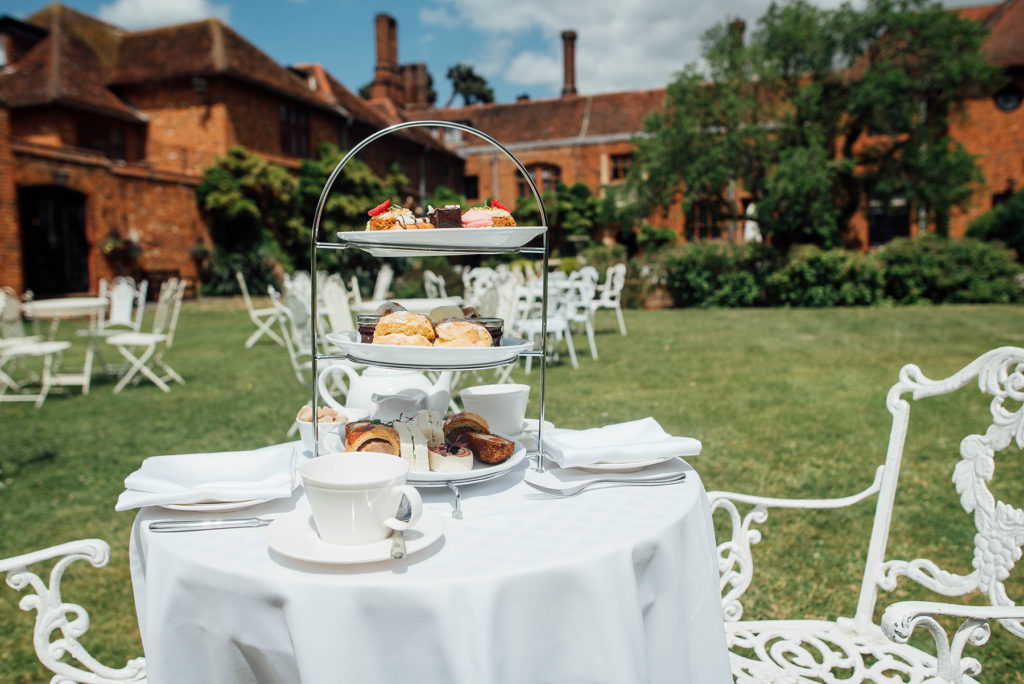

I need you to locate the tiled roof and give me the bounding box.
[979,0,1024,66]
[431,90,665,148]
[0,6,143,121]
[111,19,327,110]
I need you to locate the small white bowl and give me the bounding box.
[295,406,371,453]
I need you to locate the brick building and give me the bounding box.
[0,4,461,296]
[425,2,1024,251]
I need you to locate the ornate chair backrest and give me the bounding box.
[150,278,180,337]
[372,264,394,302]
[462,267,496,309]
[105,276,138,330]
[287,270,312,302]
[601,263,626,304]
[161,280,187,349]
[321,276,354,333]
[0,286,25,340]
[851,346,1024,640]
[423,270,447,299]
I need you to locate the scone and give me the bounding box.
[373,311,436,344]
[434,319,491,347]
[464,432,515,464]
[443,412,490,443]
[375,333,432,346]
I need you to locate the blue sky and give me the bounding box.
[8,0,997,105]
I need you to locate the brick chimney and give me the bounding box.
[561,30,577,97]
[371,14,400,102]
[728,19,746,49]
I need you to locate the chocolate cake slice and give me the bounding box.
[429,205,462,228]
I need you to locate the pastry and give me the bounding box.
[366,199,414,231]
[393,421,430,472]
[428,444,474,472]
[464,432,515,464]
[443,412,490,443]
[427,204,462,228]
[296,405,345,423]
[461,208,493,228]
[415,410,446,448]
[488,199,516,227]
[345,421,401,455]
[373,311,436,344]
[434,318,491,347]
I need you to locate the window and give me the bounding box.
[610,153,633,181]
[464,175,480,201]
[517,163,561,197]
[280,105,309,157]
[75,120,126,160]
[994,85,1023,113]
[993,190,1013,208]
[684,202,723,241]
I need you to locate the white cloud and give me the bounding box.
[97,0,230,30]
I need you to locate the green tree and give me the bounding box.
[444,64,494,107]
[516,181,599,253]
[967,189,1024,262]
[628,0,1002,252]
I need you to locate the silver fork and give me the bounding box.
[525,472,687,498]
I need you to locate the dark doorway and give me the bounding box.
[18,186,89,296]
[868,195,911,247]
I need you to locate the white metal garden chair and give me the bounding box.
[106,279,186,393]
[236,271,284,348]
[564,274,599,360]
[423,269,448,299]
[590,263,627,336]
[371,264,394,302]
[1,539,147,682]
[710,346,1024,683]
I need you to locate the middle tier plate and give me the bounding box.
[325,331,534,369]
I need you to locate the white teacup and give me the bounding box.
[459,384,531,435]
[300,452,422,546]
[295,407,371,454]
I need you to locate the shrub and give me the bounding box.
[879,233,1022,304]
[662,241,779,308]
[765,245,885,307]
[967,189,1024,261]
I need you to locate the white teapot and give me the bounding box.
[317,364,452,421]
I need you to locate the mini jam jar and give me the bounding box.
[356,314,381,344]
[473,317,503,347]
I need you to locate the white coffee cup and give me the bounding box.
[459,383,531,435]
[300,452,422,546]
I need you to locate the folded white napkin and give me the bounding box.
[543,418,701,468]
[116,443,298,511]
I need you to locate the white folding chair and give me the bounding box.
[348,275,363,305]
[0,288,70,407]
[564,276,598,360]
[236,271,284,348]
[514,283,578,373]
[320,275,355,334]
[107,279,187,393]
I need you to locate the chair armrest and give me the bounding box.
[881,601,1024,683]
[2,539,147,683]
[709,466,884,621]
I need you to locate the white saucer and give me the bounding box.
[520,419,555,434]
[576,455,676,473]
[163,499,269,512]
[267,508,443,564]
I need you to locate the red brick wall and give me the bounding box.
[948,69,1024,236]
[10,146,204,294]
[0,105,20,290]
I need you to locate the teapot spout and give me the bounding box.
[426,371,454,414]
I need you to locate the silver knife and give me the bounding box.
[149,517,272,533]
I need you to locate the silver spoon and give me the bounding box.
[390,495,413,559]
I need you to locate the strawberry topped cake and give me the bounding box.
[366,199,414,230]
[487,199,516,227]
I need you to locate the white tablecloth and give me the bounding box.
[129,446,731,684]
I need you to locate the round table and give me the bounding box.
[21,297,108,394]
[129,455,731,684]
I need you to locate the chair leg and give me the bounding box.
[585,321,598,360]
[113,345,166,393]
[615,305,627,336]
[563,329,579,370]
[246,314,285,348]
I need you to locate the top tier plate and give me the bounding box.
[336,226,547,256]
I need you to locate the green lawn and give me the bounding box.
[2,301,1023,682]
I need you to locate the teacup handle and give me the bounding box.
[384,485,422,532]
